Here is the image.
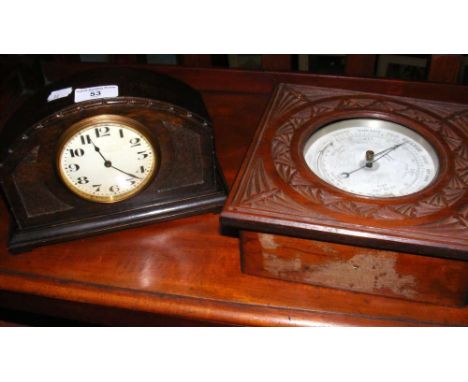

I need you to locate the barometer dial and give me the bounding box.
[303,119,439,198]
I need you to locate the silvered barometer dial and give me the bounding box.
[57,115,157,203]
[303,118,439,198]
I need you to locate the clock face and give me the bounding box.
[57,115,157,203]
[303,118,439,198]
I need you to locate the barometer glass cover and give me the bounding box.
[303,119,439,198]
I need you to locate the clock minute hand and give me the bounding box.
[89,138,142,179]
[110,165,142,180]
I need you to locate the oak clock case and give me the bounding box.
[0,68,227,253]
[221,84,468,307]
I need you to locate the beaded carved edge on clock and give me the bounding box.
[2,97,215,224]
[223,84,468,260]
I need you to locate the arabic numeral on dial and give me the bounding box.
[77,176,89,184]
[138,165,145,174]
[109,185,120,193]
[92,184,102,192]
[126,178,137,186]
[95,126,110,138]
[119,129,124,138]
[130,137,141,147]
[67,164,80,172]
[137,151,149,160]
[69,148,85,157]
[80,134,92,145]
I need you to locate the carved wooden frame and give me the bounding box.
[222,84,468,260]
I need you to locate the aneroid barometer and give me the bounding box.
[222,84,468,307]
[303,118,439,198]
[0,68,226,252]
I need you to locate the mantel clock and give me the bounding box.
[0,68,226,252]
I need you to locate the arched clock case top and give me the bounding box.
[222,84,468,260]
[0,68,227,253]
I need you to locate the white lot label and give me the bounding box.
[47,87,73,102]
[74,85,118,103]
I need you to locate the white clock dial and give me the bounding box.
[57,115,156,203]
[303,119,439,198]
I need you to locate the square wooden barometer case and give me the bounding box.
[221,83,468,307]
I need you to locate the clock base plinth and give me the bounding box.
[7,182,226,253]
[240,231,468,307]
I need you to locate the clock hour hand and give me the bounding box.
[89,139,111,165]
[340,142,406,178]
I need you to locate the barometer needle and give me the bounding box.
[340,142,406,178]
[89,138,142,180]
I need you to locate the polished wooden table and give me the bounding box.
[1,65,467,326]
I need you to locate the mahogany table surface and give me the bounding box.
[0,65,467,326]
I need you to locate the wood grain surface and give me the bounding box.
[221,84,468,259]
[1,64,467,326]
[241,231,468,307]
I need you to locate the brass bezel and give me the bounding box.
[57,114,157,203]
